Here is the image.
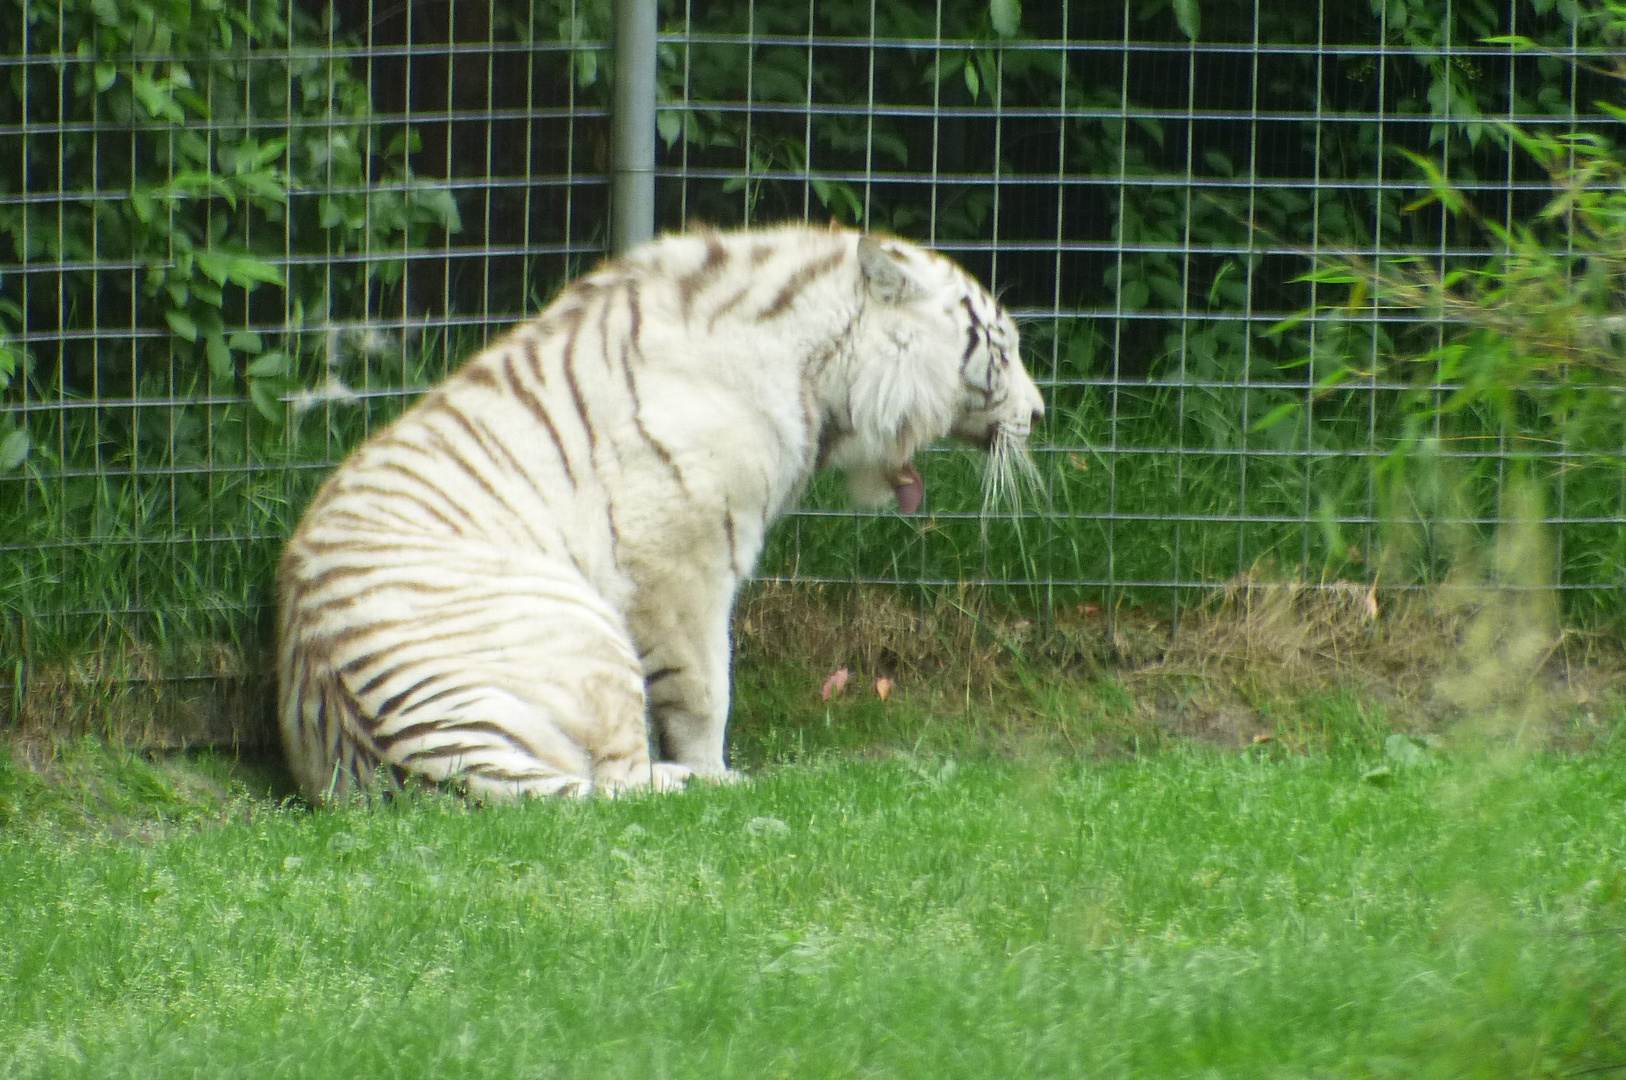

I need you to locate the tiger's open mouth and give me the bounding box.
[894,463,924,514]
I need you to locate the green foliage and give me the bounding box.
[1303,119,1626,457]
[0,287,25,472]
[0,0,458,447]
[1267,8,1626,604]
[0,0,462,656]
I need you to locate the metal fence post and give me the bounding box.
[611,0,657,254]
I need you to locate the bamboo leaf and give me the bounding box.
[245,352,291,379]
[0,426,29,472]
[1173,0,1201,40]
[164,309,199,342]
[1250,401,1301,432]
[989,0,1021,39]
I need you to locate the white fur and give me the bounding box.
[277,225,1044,802]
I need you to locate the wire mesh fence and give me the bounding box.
[2,0,1624,706]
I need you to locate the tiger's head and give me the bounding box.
[824,232,1045,515]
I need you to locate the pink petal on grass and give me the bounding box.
[821,667,850,701]
[874,677,893,701]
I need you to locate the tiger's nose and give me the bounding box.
[1030,405,1044,428]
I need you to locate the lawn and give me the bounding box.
[2,738,1623,1078]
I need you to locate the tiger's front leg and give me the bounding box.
[628,578,740,779]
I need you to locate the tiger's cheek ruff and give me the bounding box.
[277,224,1041,803]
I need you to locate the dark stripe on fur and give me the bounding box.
[462,761,567,784]
[596,288,617,373]
[960,297,983,370]
[291,560,383,596]
[616,354,687,489]
[371,718,450,752]
[438,719,547,753]
[343,638,472,703]
[460,364,501,391]
[299,568,465,601]
[396,682,474,716]
[799,385,823,472]
[290,535,433,559]
[502,351,578,489]
[677,233,730,322]
[625,283,642,351]
[422,428,511,515]
[815,419,849,470]
[707,285,754,331]
[327,480,470,536]
[757,247,846,320]
[401,742,489,765]
[558,307,597,452]
[374,673,446,719]
[369,460,483,532]
[376,718,540,759]
[438,406,528,484]
[322,600,468,637]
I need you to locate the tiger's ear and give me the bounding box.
[858,235,928,304]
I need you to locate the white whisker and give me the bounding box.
[981,427,1047,518]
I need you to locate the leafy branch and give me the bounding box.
[1278,9,1626,459]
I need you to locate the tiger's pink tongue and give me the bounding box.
[894,464,924,515]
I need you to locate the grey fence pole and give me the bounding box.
[611,0,657,254]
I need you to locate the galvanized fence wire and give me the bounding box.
[0,0,1622,673]
[652,1,1624,605]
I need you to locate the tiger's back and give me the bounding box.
[278,224,1044,802]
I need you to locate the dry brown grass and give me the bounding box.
[7,562,1622,756]
[9,640,271,752]
[736,569,1625,752]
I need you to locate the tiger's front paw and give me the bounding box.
[647,762,696,791]
[594,759,694,796]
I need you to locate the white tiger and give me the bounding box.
[277,224,1044,802]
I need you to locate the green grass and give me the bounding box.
[2,738,1623,1078]
[0,742,287,836]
